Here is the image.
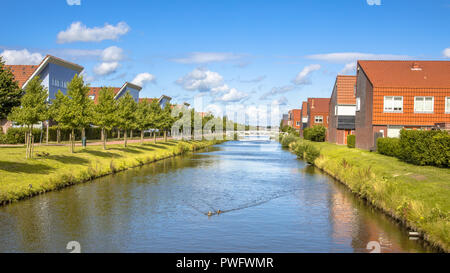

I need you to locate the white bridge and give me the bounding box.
[234,130,279,141]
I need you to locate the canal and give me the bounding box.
[0,140,434,252]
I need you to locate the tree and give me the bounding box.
[160,102,175,142]
[0,57,23,121]
[50,74,93,153]
[94,87,117,149]
[8,77,48,159]
[116,92,137,147]
[149,100,163,143]
[135,100,153,144]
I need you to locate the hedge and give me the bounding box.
[377,129,450,168]
[303,125,326,142]
[347,134,355,148]
[377,137,400,157]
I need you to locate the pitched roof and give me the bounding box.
[139,98,158,103]
[88,87,121,104]
[307,98,330,113]
[335,75,356,104]
[358,60,450,88]
[4,65,38,88]
[4,55,84,89]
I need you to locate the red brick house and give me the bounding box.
[307,98,330,129]
[299,101,308,136]
[355,60,450,150]
[288,109,302,131]
[328,75,357,144]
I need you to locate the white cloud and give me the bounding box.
[0,49,43,65]
[340,62,357,75]
[67,0,81,5]
[216,88,248,102]
[93,62,120,76]
[132,73,156,87]
[366,0,381,6]
[443,48,450,58]
[176,68,227,92]
[57,21,130,43]
[306,52,410,63]
[101,46,124,62]
[173,52,241,64]
[272,96,288,105]
[259,85,295,100]
[293,64,321,85]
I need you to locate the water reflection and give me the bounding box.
[0,140,434,253]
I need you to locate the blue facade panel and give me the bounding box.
[39,63,80,101]
[116,87,140,102]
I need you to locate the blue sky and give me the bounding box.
[1,0,449,123]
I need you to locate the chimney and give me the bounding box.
[411,62,422,71]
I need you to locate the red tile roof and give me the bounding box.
[358,60,450,88]
[336,75,356,104]
[139,98,158,103]
[4,65,38,88]
[88,87,121,104]
[308,98,330,113]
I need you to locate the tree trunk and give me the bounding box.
[57,128,61,144]
[164,130,167,142]
[118,129,121,139]
[130,129,133,139]
[81,127,86,148]
[141,130,144,144]
[70,129,75,153]
[25,131,29,159]
[154,131,157,143]
[101,129,104,142]
[46,121,49,145]
[124,130,128,147]
[102,128,106,150]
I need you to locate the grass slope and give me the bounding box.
[0,140,220,205]
[288,139,449,252]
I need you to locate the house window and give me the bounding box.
[315,116,323,123]
[414,97,434,113]
[296,121,300,126]
[384,96,403,113]
[89,95,95,100]
[446,97,450,113]
[356,97,360,111]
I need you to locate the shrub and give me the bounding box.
[377,130,450,167]
[281,133,298,147]
[293,141,307,159]
[377,137,400,157]
[347,134,356,148]
[0,131,6,144]
[398,129,450,167]
[304,144,320,164]
[304,125,326,142]
[4,128,43,144]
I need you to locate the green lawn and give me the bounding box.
[0,139,218,205]
[295,140,450,252]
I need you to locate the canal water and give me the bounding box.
[0,140,434,252]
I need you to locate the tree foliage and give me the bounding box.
[0,57,23,120]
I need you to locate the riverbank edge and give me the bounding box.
[284,138,448,253]
[0,140,226,207]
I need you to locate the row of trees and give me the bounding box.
[8,74,176,157]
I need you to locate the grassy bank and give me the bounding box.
[0,139,222,205]
[284,136,449,252]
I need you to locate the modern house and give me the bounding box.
[299,101,308,136]
[328,75,357,145]
[306,98,330,130]
[355,60,450,150]
[88,82,142,104]
[139,95,172,108]
[281,114,289,127]
[288,109,301,131]
[1,55,84,133]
